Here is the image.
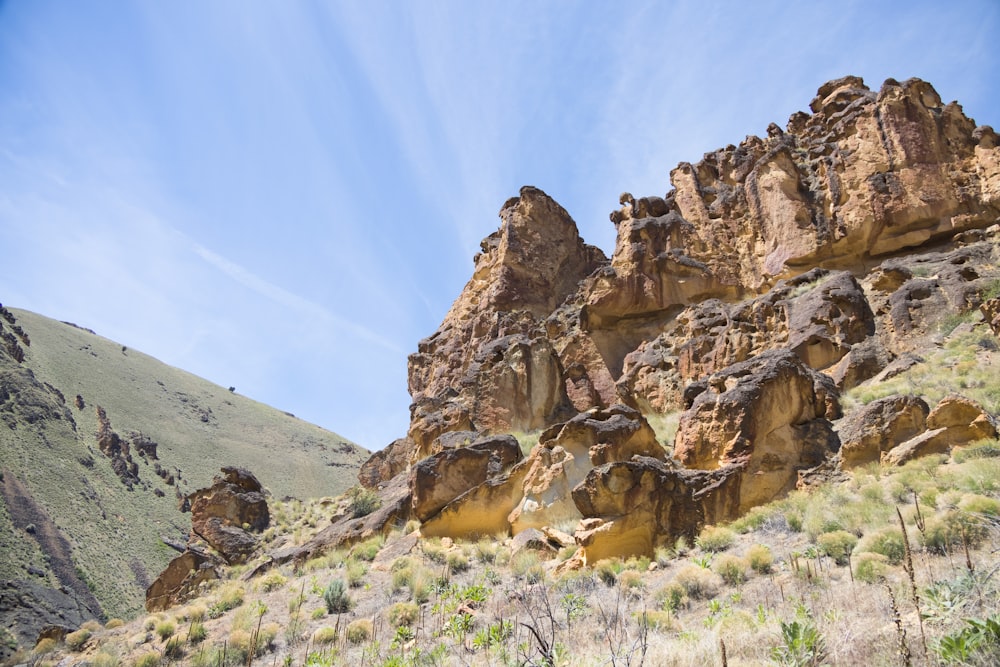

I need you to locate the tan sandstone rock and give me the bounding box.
[188,467,269,564]
[674,350,840,512]
[837,395,929,468]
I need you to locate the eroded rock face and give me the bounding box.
[619,269,875,411]
[674,350,840,512]
[145,547,219,612]
[509,404,666,534]
[188,467,269,564]
[570,457,742,564]
[882,395,997,465]
[410,435,522,522]
[837,395,929,468]
[404,186,607,459]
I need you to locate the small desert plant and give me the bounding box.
[312,626,337,645]
[641,609,677,632]
[713,554,749,585]
[82,620,103,632]
[187,605,207,622]
[595,558,622,587]
[323,579,351,613]
[346,559,369,588]
[347,486,381,518]
[155,620,175,641]
[656,581,689,611]
[227,630,252,663]
[92,651,121,667]
[475,539,499,564]
[619,569,645,594]
[188,622,207,645]
[446,551,470,573]
[771,619,826,666]
[105,618,125,630]
[346,619,372,644]
[853,552,889,583]
[209,584,244,617]
[389,601,420,627]
[163,636,185,660]
[133,651,160,667]
[352,535,384,561]
[260,572,287,592]
[857,528,905,564]
[816,530,858,566]
[33,638,58,655]
[696,525,736,552]
[747,544,773,573]
[258,623,279,653]
[66,628,92,651]
[673,564,722,600]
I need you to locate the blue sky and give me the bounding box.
[1,1,998,451]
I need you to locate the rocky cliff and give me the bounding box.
[360,76,1000,562]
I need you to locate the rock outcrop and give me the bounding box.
[188,467,269,564]
[358,75,1000,562]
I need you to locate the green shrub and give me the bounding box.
[475,539,499,564]
[163,636,185,660]
[389,602,420,627]
[656,582,688,612]
[713,554,749,585]
[352,536,383,561]
[92,651,121,667]
[260,572,287,592]
[696,525,736,552]
[105,619,125,630]
[595,559,623,587]
[746,544,773,574]
[346,559,369,588]
[857,528,905,564]
[188,622,207,645]
[958,493,1000,516]
[953,440,1000,463]
[346,619,372,644]
[639,609,677,632]
[673,564,722,600]
[854,552,889,583]
[312,626,337,645]
[155,620,175,641]
[66,628,92,651]
[133,651,160,667]
[446,552,470,573]
[619,570,645,593]
[323,579,351,614]
[817,530,859,566]
[347,487,381,518]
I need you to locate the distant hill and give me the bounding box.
[0,306,368,633]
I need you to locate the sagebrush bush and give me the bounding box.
[696,525,736,552]
[854,552,889,583]
[858,528,905,564]
[389,601,420,627]
[348,486,381,518]
[323,579,351,613]
[713,554,749,585]
[673,564,722,600]
[746,544,773,574]
[817,530,859,566]
[346,619,373,644]
[154,620,175,641]
[133,651,160,667]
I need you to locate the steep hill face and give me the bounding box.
[359,76,1000,561]
[0,307,367,643]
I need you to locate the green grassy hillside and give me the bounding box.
[0,307,368,628]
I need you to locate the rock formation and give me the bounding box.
[356,75,1000,562]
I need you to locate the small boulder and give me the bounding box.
[926,395,998,443]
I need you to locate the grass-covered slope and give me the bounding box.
[0,307,368,628]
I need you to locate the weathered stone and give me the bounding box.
[511,527,557,557]
[359,437,411,489]
[187,467,268,564]
[420,460,529,539]
[837,395,929,468]
[674,350,840,512]
[926,395,998,444]
[982,297,1000,337]
[883,428,951,466]
[570,457,742,563]
[508,404,666,534]
[410,435,521,522]
[145,547,219,612]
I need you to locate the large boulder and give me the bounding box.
[837,395,930,468]
[674,350,840,512]
[188,467,269,563]
[420,460,530,539]
[410,435,522,522]
[882,395,997,465]
[570,457,742,563]
[508,404,666,534]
